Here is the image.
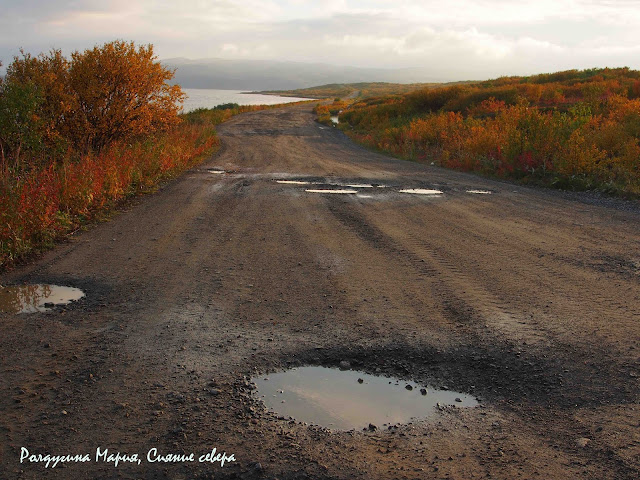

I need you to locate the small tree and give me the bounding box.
[0,76,44,167]
[5,49,74,155]
[68,41,185,151]
[3,41,185,155]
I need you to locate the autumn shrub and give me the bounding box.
[314,103,332,125]
[2,41,184,158]
[0,80,44,166]
[339,68,640,195]
[0,112,220,266]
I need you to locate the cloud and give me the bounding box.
[2,0,640,80]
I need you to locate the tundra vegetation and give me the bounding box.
[0,41,305,268]
[258,82,453,99]
[330,68,640,196]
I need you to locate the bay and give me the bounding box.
[181,88,312,112]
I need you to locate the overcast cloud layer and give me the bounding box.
[2,0,640,81]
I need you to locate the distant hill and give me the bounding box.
[256,81,474,99]
[162,57,451,90]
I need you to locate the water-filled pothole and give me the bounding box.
[305,189,358,194]
[0,284,85,314]
[253,366,478,431]
[344,184,374,188]
[399,189,443,195]
[276,180,311,185]
[207,168,225,174]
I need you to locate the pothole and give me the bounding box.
[344,184,374,188]
[252,366,478,431]
[399,189,443,195]
[276,180,311,185]
[0,284,85,314]
[305,189,358,194]
[467,190,492,194]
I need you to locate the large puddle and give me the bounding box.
[305,189,358,194]
[253,367,478,431]
[344,184,374,188]
[0,284,85,314]
[399,189,443,195]
[277,180,311,185]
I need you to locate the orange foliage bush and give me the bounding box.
[68,41,184,151]
[2,41,184,156]
[339,68,640,195]
[0,119,219,266]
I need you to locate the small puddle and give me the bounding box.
[0,284,85,314]
[253,367,478,431]
[207,168,225,174]
[399,189,443,195]
[277,180,311,185]
[466,190,492,194]
[305,189,358,194]
[344,184,374,188]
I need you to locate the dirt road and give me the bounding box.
[1,104,639,479]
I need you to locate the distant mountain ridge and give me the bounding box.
[162,57,449,90]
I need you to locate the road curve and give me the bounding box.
[1,104,639,479]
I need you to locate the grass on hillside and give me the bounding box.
[323,68,640,197]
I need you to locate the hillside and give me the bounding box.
[255,82,467,99]
[162,57,449,90]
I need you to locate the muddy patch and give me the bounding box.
[0,284,85,314]
[253,366,477,430]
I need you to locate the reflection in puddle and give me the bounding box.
[345,184,374,188]
[253,367,478,431]
[467,190,492,194]
[0,284,85,314]
[277,180,311,185]
[207,169,225,174]
[399,189,443,195]
[305,189,358,194]
[357,195,374,199]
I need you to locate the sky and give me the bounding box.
[2,0,640,80]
